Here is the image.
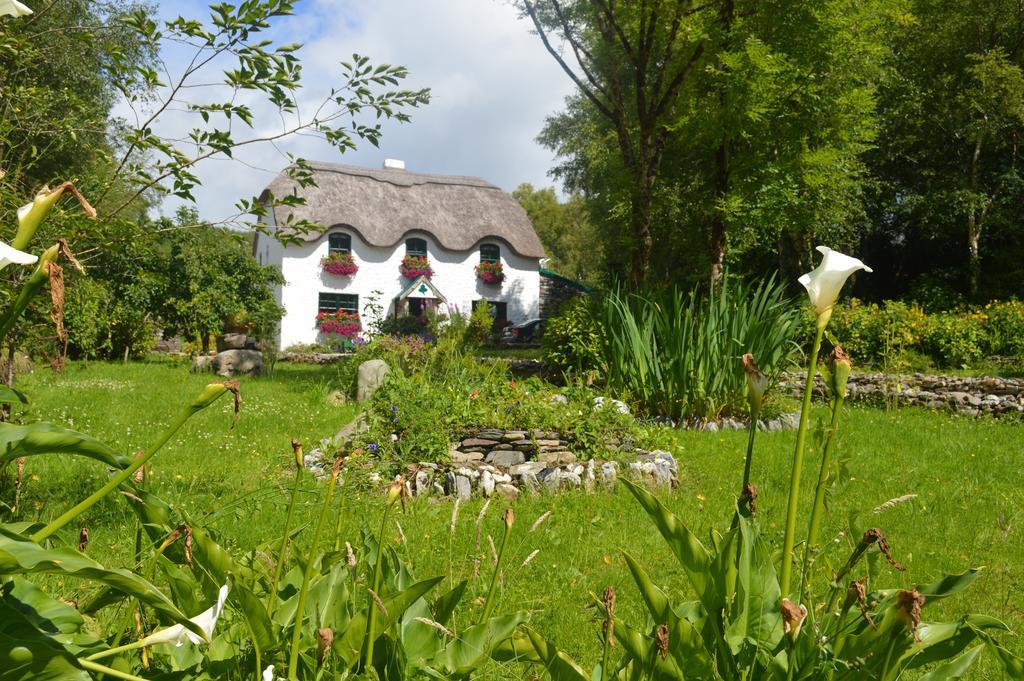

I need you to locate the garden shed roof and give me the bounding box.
[260,161,546,259]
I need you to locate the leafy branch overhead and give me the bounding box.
[95,1,430,235]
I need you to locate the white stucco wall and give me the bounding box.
[265,227,541,350]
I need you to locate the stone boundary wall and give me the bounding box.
[779,372,1024,416]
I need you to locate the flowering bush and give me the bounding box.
[321,251,358,276]
[399,254,432,279]
[475,260,504,284]
[316,309,361,338]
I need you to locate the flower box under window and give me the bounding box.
[400,254,432,279]
[322,251,358,276]
[475,260,504,285]
[317,309,361,338]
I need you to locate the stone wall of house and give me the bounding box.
[539,270,589,319]
[779,372,1024,416]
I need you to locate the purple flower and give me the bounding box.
[390,405,398,413]
[367,443,378,453]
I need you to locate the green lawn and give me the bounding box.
[5,359,1023,678]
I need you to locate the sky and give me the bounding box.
[140,0,575,222]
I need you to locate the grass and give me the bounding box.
[4,359,1023,678]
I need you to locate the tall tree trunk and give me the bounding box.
[709,0,734,286]
[630,175,655,287]
[968,135,984,300]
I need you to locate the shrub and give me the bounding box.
[543,295,604,378]
[922,310,988,367]
[984,299,1024,356]
[595,276,802,420]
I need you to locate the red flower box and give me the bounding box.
[322,252,358,276]
[475,260,504,285]
[317,310,361,338]
[400,255,433,279]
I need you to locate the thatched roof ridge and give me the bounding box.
[261,161,545,259]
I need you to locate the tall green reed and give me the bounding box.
[598,275,801,421]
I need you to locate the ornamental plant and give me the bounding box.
[400,254,432,279]
[317,309,361,338]
[321,251,358,276]
[508,246,1024,681]
[475,260,504,284]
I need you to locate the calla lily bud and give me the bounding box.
[781,598,807,641]
[14,186,66,251]
[189,383,229,410]
[0,0,33,17]
[0,241,38,272]
[291,438,304,470]
[503,508,515,529]
[798,246,872,328]
[386,478,404,506]
[827,346,853,399]
[741,353,768,412]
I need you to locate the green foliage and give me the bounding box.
[513,184,599,284]
[824,299,1024,368]
[543,295,604,379]
[467,301,497,347]
[594,277,802,420]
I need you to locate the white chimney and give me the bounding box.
[383,159,406,170]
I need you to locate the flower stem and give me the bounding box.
[799,393,845,606]
[85,638,149,661]
[267,464,303,619]
[741,403,761,488]
[287,467,341,680]
[479,515,512,624]
[779,322,825,597]
[78,658,150,681]
[32,393,224,543]
[361,498,396,672]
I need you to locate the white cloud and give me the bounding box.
[142,0,573,221]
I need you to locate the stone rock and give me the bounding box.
[480,470,495,497]
[485,450,526,467]
[537,451,576,465]
[356,359,391,402]
[509,462,546,476]
[190,355,212,373]
[548,393,568,406]
[600,461,618,483]
[779,412,800,430]
[414,469,432,496]
[491,443,514,451]
[218,333,248,351]
[327,390,348,406]
[451,450,484,464]
[333,413,368,444]
[502,431,528,442]
[537,467,562,490]
[455,475,472,500]
[703,421,719,433]
[496,483,520,501]
[461,438,497,448]
[211,349,263,376]
[593,396,630,415]
[535,439,562,447]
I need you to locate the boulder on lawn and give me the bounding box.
[190,355,212,373]
[211,349,263,376]
[357,359,391,402]
[217,333,249,351]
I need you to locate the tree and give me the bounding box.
[531,0,892,287]
[519,0,713,285]
[513,183,599,283]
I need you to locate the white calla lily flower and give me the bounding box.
[0,241,38,272]
[262,665,275,681]
[0,0,33,17]
[798,246,872,323]
[141,583,229,647]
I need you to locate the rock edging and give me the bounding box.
[779,372,1024,416]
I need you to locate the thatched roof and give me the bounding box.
[261,161,545,259]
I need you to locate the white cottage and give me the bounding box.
[253,160,546,350]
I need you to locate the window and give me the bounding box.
[405,237,427,257]
[480,244,500,263]
[328,232,351,255]
[319,292,359,315]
